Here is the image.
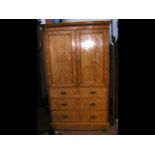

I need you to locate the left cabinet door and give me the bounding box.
[44,30,77,87]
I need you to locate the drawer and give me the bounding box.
[50,88,80,98]
[50,87,106,98]
[79,99,107,110]
[80,111,108,123]
[52,111,79,123]
[50,99,79,110]
[79,87,105,98]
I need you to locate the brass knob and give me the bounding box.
[90,115,96,119]
[89,103,96,106]
[61,103,67,106]
[89,91,96,94]
[61,91,66,95]
[62,115,68,118]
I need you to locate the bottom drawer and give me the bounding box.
[51,110,108,124]
[80,111,108,123]
[52,111,79,123]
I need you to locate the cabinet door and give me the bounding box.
[76,29,109,87]
[44,30,77,87]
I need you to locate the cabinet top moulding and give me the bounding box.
[41,21,112,28]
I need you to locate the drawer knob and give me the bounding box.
[89,91,96,94]
[89,103,96,106]
[61,91,67,95]
[90,115,96,119]
[61,103,67,106]
[62,115,68,118]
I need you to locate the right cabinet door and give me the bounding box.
[76,29,109,88]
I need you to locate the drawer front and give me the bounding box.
[79,99,107,110]
[79,88,105,98]
[50,88,80,98]
[50,99,79,110]
[50,87,106,98]
[80,111,108,123]
[52,111,79,123]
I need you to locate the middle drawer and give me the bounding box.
[50,99,107,110]
[50,99,79,110]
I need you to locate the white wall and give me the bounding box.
[63,19,110,22]
[112,19,118,41]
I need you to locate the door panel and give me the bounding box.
[44,30,76,87]
[77,29,108,87]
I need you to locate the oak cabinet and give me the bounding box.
[43,21,111,134]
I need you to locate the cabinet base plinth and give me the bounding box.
[51,122,110,135]
[54,130,108,135]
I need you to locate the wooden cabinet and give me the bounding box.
[42,21,111,134]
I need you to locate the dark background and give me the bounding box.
[118,20,155,134]
[0,19,155,135]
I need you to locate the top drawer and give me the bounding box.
[50,87,105,98]
[50,88,80,98]
[79,88,105,98]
